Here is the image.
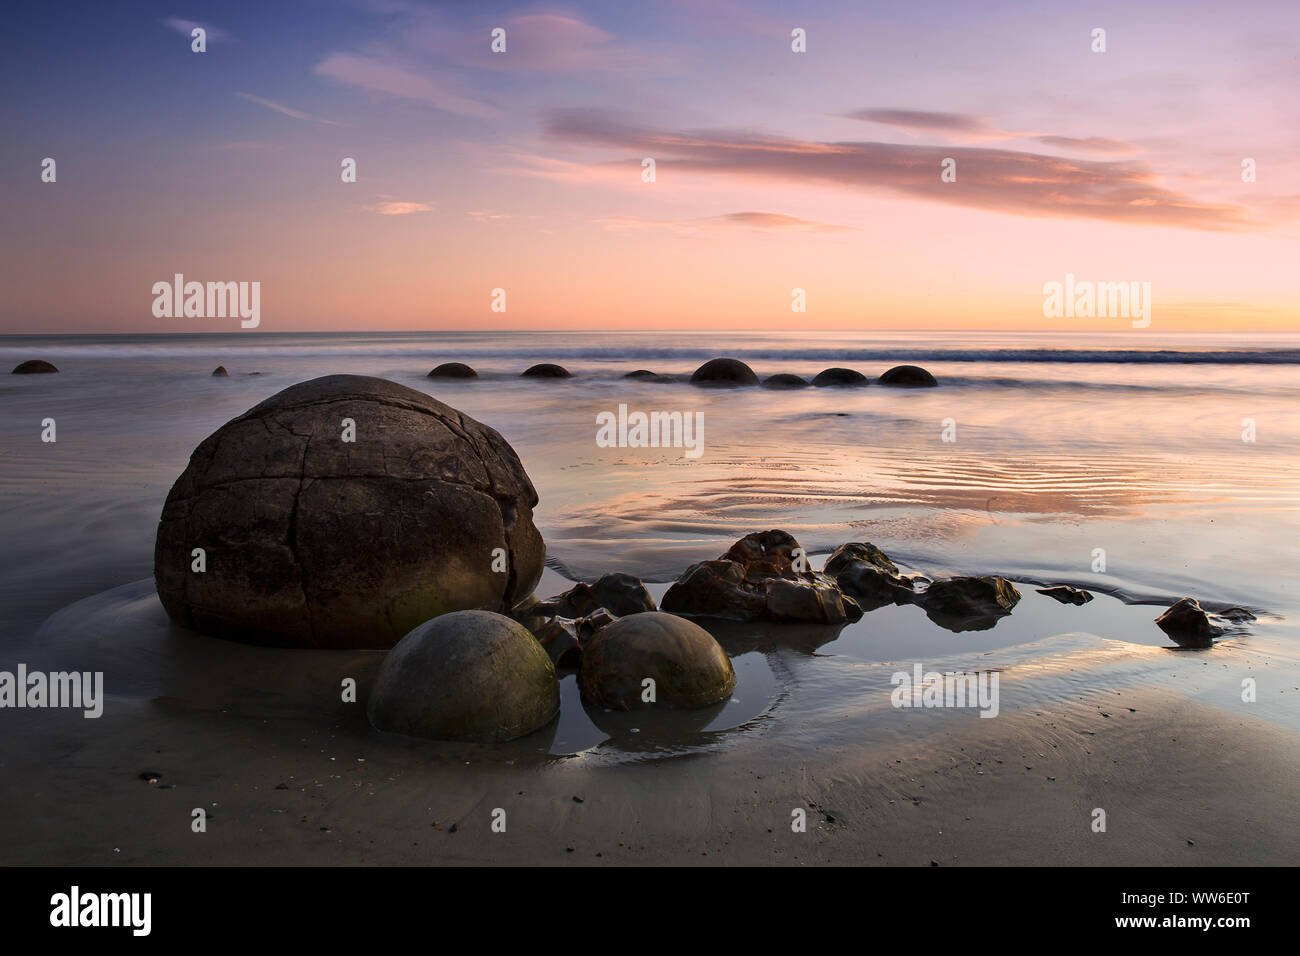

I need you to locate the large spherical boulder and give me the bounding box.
[811,367,867,387]
[579,612,736,710]
[690,358,759,386]
[762,373,810,389]
[12,360,58,374]
[521,363,571,378]
[368,610,559,741]
[879,365,938,387]
[428,362,477,379]
[154,374,545,649]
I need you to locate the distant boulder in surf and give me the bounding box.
[521,363,572,378]
[624,369,657,379]
[154,374,545,649]
[878,365,938,387]
[212,366,229,377]
[428,362,477,379]
[762,373,810,389]
[811,367,868,387]
[661,530,862,624]
[920,576,1020,632]
[368,610,559,742]
[824,542,915,611]
[579,612,735,710]
[1037,585,1093,605]
[690,358,759,387]
[11,360,58,374]
[1154,597,1220,648]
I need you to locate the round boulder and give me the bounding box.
[811,367,868,387]
[623,369,657,379]
[12,360,58,374]
[212,366,229,377]
[368,610,560,742]
[762,373,810,389]
[579,612,736,710]
[428,362,477,379]
[521,363,571,378]
[690,358,759,386]
[879,365,938,387]
[154,374,545,649]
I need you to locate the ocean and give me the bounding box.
[2,329,1298,758]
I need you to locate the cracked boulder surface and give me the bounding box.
[154,374,545,649]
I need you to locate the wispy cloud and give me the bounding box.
[594,212,853,234]
[367,198,435,216]
[547,110,1252,232]
[235,92,341,126]
[314,52,497,118]
[846,109,1139,154]
[161,17,229,41]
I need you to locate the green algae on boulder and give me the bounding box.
[579,612,736,710]
[368,610,559,741]
[154,374,545,649]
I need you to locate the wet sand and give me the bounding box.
[2,577,1296,866]
[3,679,1297,866]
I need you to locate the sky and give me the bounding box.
[2,0,1298,333]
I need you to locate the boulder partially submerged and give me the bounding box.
[879,365,938,387]
[428,362,477,378]
[762,373,810,389]
[1037,585,1093,605]
[661,530,862,624]
[811,367,868,387]
[579,612,736,710]
[920,576,1021,631]
[1155,597,1222,648]
[368,610,559,742]
[211,366,229,377]
[824,542,915,611]
[11,360,58,374]
[521,363,571,378]
[690,358,759,387]
[154,374,545,649]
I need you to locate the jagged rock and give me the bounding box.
[11,360,58,374]
[579,612,736,710]
[824,542,915,611]
[428,362,477,378]
[879,365,938,387]
[534,572,657,619]
[762,373,810,389]
[521,363,571,378]
[661,530,862,624]
[1155,597,1221,648]
[811,367,868,387]
[689,358,759,386]
[154,374,545,649]
[1037,585,1093,605]
[367,610,559,742]
[921,576,1021,631]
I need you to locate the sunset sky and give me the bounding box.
[3,0,1299,332]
